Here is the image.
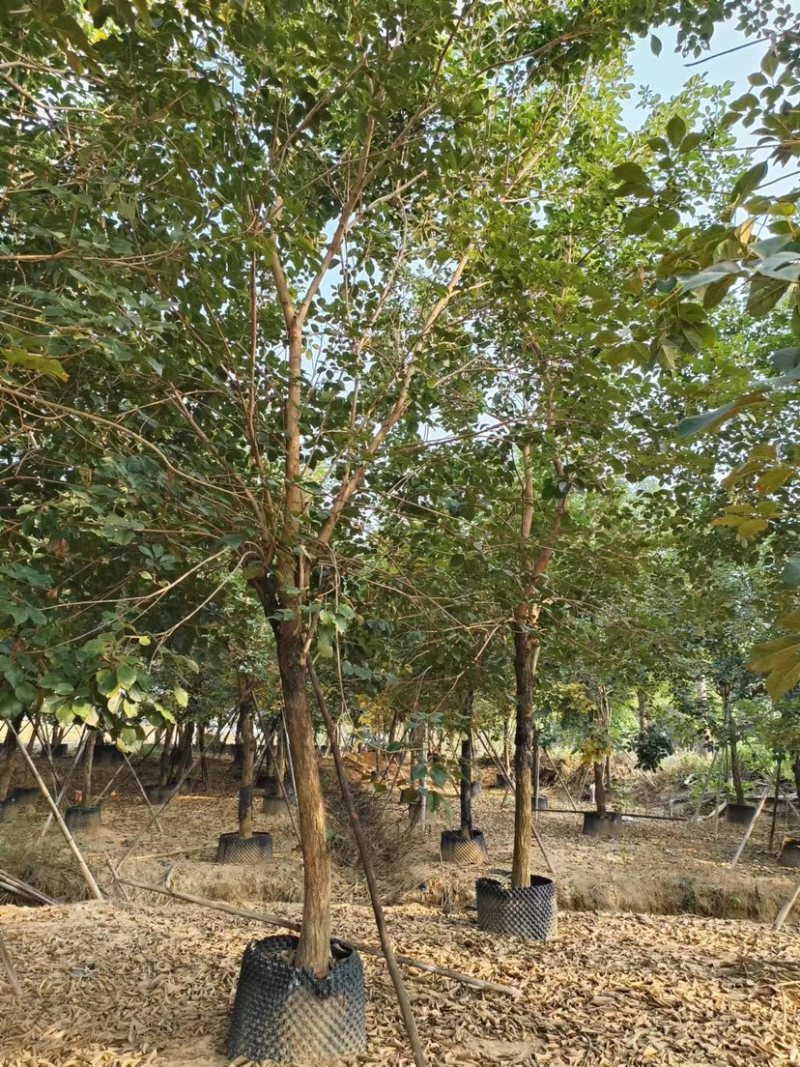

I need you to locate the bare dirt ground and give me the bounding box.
[1,753,799,1066]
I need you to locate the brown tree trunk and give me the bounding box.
[0,714,23,801]
[637,688,648,734]
[239,688,255,839]
[83,729,97,805]
[198,724,209,789]
[502,715,511,777]
[159,724,174,787]
[604,753,611,791]
[170,720,195,785]
[459,691,474,838]
[531,723,540,812]
[792,757,800,800]
[594,761,606,813]
[511,630,538,889]
[730,734,745,805]
[274,620,331,977]
[275,724,287,786]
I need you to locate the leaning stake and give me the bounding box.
[11,725,103,901]
[308,662,427,1067]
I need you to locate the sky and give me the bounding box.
[624,16,797,195]
[624,21,759,130]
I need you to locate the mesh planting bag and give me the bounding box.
[726,804,756,826]
[532,796,549,810]
[11,787,38,811]
[440,829,488,865]
[779,840,800,868]
[65,806,101,832]
[0,797,17,823]
[476,876,557,941]
[227,935,367,1063]
[263,794,292,816]
[582,811,622,838]
[216,831,273,865]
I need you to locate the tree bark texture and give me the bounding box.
[83,729,96,806]
[511,628,536,889]
[239,685,255,839]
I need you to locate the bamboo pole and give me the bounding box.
[769,758,782,852]
[542,745,579,812]
[10,725,103,901]
[122,751,164,832]
[114,704,239,873]
[477,729,555,875]
[309,662,427,1067]
[0,929,21,997]
[774,876,800,932]
[730,789,769,868]
[39,728,87,839]
[115,876,519,997]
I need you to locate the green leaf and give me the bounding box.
[116,663,137,689]
[650,34,662,56]
[782,557,800,589]
[732,161,769,204]
[611,162,651,188]
[666,115,687,148]
[5,348,69,382]
[173,685,189,708]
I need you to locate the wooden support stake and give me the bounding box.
[308,663,427,1067]
[0,929,21,997]
[542,745,579,812]
[769,758,782,852]
[39,728,87,840]
[774,876,800,932]
[10,725,103,901]
[477,729,555,875]
[730,789,769,868]
[115,875,519,997]
[122,751,164,833]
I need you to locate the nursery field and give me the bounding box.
[1,753,800,1067]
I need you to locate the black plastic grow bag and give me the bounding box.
[227,935,366,1064]
[11,787,38,810]
[476,876,557,940]
[65,805,101,832]
[440,829,488,864]
[778,840,800,868]
[726,803,756,826]
[216,830,273,865]
[582,811,622,837]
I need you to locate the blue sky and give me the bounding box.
[624,18,797,194]
[625,22,758,131]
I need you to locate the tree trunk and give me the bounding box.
[239,690,255,839]
[792,756,800,800]
[0,714,23,801]
[511,629,538,889]
[730,734,745,805]
[637,688,648,734]
[159,724,174,787]
[604,753,611,791]
[198,724,209,789]
[594,761,606,813]
[502,715,511,777]
[531,723,540,812]
[274,620,331,977]
[459,693,474,838]
[83,729,97,805]
[170,720,194,785]
[275,723,287,786]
